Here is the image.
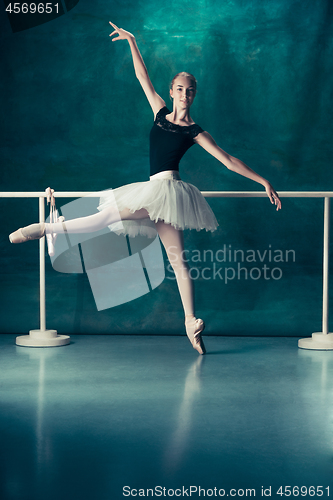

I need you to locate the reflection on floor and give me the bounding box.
[1,335,332,500]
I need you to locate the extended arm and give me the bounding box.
[109,22,165,116]
[195,131,281,210]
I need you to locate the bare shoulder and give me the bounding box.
[152,99,167,119]
[193,130,231,165]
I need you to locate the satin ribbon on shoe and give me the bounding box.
[45,187,65,257]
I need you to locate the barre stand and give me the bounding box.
[299,197,333,350]
[16,196,70,347]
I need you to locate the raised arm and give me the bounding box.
[195,131,281,210]
[109,22,165,116]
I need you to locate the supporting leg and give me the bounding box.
[154,221,206,354]
[155,221,194,318]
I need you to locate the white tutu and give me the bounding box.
[97,170,219,238]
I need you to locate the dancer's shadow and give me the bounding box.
[163,355,205,475]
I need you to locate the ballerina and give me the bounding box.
[9,22,281,355]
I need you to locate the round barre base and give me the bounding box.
[16,329,70,348]
[298,332,333,350]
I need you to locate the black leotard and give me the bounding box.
[149,106,204,176]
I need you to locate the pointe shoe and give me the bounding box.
[9,223,45,244]
[46,216,65,256]
[46,232,55,256]
[185,317,206,355]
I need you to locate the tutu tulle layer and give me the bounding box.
[97,171,219,238]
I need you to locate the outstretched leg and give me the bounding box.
[45,206,149,234]
[9,206,150,242]
[155,221,205,355]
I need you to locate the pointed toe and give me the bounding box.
[185,318,206,355]
[9,223,45,244]
[9,229,25,244]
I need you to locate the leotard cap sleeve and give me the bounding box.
[155,106,170,119]
[190,124,204,139]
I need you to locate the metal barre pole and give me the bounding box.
[15,196,70,347]
[39,196,46,331]
[1,191,333,198]
[322,197,330,335]
[1,190,329,348]
[298,196,333,349]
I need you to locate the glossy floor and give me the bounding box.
[1,335,332,500]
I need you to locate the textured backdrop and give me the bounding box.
[1,0,332,335]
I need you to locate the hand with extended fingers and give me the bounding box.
[265,182,282,211]
[109,22,134,42]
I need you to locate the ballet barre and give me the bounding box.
[1,190,332,350]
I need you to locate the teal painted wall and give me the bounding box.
[1,0,332,335]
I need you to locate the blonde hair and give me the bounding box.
[170,72,197,91]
